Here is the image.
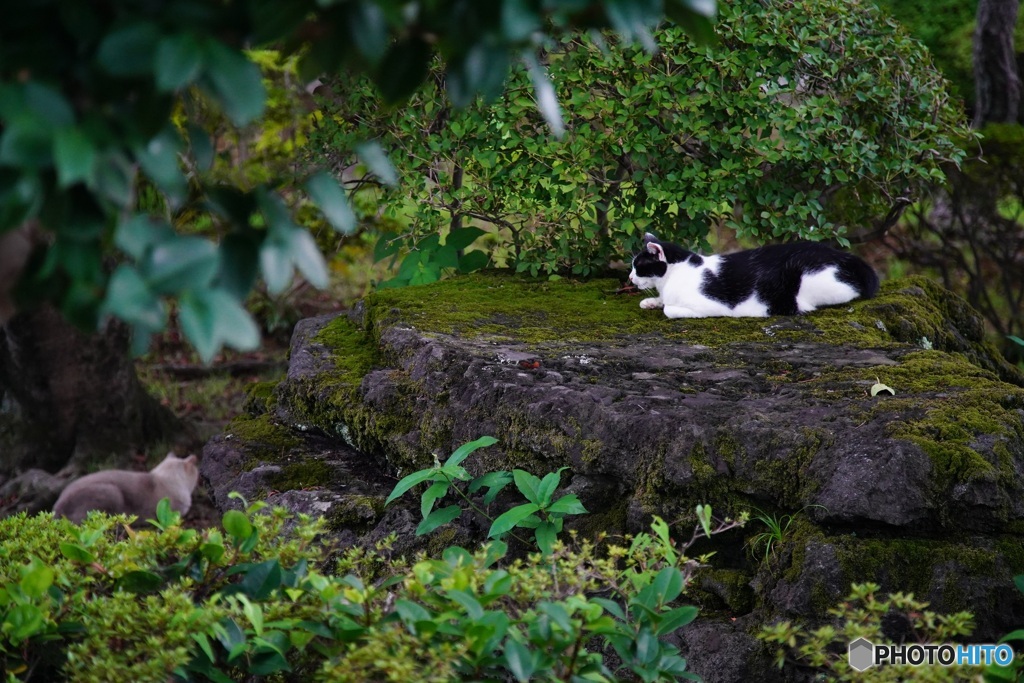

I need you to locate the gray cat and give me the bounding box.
[53,453,199,523]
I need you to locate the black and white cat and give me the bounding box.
[629,233,879,318]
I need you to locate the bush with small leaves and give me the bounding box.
[759,582,981,681]
[0,441,745,682]
[316,0,969,284]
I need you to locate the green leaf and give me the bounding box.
[187,124,215,172]
[489,502,541,537]
[535,467,566,506]
[115,570,164,594]
[546,493,587,515]
[386,468,440,506]
[696,503,713,537]
[458,250,491,273]
[416,505,461,535]
[24,82,74,127]
[375,36,431,105]
[53,127,96,187]
[58,543,96,564]
[178,288,260,363]
[0,118,51,168]
[447,589,484,619]
[998,629,1024,643]
[201,542,226,563]
[156,33,204,91]
[1007,335,1024,348]
[135,127,186,204]
[667,5,716,47]
[420,480,449,519]
[19,558,53,599]
[504,638,536,682]
[592,597,627,621]
[524,53,565,138]
[250,651,291,676]
[534,521,558,555]
[202,41,266,125]
[114,215,176,260]
[7,604,44,641]
[469,471,514,505]
[306,171,357,234]
[235,560,283,600]
[512,470,542,504]
[445,227,486,251]
[605,0,658,51]
[287,227,329,288]
[152,497,177,527]
[102,264,166,333]
[447,44,511,107]
[648,567,685,604]
[259,239,292,294]
[143,235,219,294]
[98,22,160,76]
[502,0,541,41]
[355,141,399,187]
[222,509,254,542]
[656,605,699,635]
[218,233,260,301]
[395,599,432,631]
[347,1,389,65]
[444,435,498,468]
[93,152,134,207]
[870,381,895,397]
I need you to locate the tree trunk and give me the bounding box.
[0,306,182,474]
[974,0,1022,127]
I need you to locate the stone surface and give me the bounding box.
[201,273,1024,679]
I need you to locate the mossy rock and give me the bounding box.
[205,271,1024,639]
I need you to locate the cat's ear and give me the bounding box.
[643,232,659,244]
[646,241,667,262]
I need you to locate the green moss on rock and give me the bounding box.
[267,459,337,491]
[325,495,386,532]
[226,413,302,463]
[243,380,280,415]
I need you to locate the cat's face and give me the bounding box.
[629,241,668,289]
[157,453,200,490]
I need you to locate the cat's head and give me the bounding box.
[155,452,200,491]
[629,233,695,288]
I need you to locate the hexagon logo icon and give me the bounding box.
[848,637,875,672]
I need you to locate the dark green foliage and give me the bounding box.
[0,456,743,682]
[1,0,712,360]
[386,435,589,554]
[760,582,980,680]
[317,0,969,283]
[874,0,978,104]
[887,124,1024,363]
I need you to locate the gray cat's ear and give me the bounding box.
[646,241,667,262]
[643,232,659,243]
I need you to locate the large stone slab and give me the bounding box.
[202,273,1024,679]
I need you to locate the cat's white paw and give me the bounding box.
[639,297,663,309]
[663,305,700,318]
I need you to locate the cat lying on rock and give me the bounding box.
[629,233,879,318]
[53,453,199,524]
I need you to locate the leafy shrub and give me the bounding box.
[872,0,978,105]
[315,0,969,284]
[884,123,1024,363]
[0,443,744,682]
[759,582,981,681]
